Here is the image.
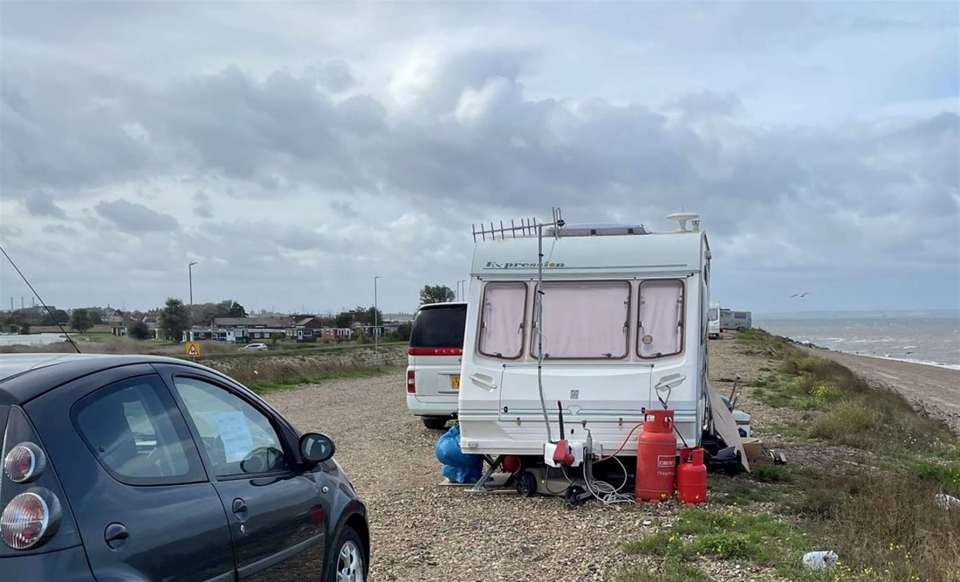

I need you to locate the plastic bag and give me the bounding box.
[802,550,839,571]
[435,425,482,484]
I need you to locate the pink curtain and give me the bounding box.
[534,282,629,358]
[639,280,683,357]
[479,284,526,358]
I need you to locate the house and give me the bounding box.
[185,317,295,343]
[293,317,326,342]
[318,327,354,342]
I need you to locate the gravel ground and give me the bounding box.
[268,335,883,581]
[265,371,698,581]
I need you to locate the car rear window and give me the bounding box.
[410,304,467,349]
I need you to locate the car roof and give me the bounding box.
[417,301,468,310]
[0,353,208,405]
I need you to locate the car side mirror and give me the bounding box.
[299,433,335,464]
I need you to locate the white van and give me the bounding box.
[708,302,721,339]
[406,302,467,429]
[459,215,712,460]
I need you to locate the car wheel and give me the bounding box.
[421,416,448,430]
[325,526,366,582]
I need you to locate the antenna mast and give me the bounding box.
[0,243,81,353]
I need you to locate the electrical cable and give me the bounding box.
[581,429,635,505]
[596,423,643,461]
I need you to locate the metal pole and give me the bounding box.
[536,224,553,443]
[188,261,198,305]
[373,275,381,350]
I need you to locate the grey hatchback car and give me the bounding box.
[0,354,369,581]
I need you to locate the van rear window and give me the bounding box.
[410,304,467,349]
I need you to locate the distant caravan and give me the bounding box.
[720,309,751,331]
[708,302,721,339]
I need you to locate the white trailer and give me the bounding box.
[708,302,721,339]
[458,214,712,464]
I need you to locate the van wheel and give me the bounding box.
[324,526,367,582]
[422,417,448,430]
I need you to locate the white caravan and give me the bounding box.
[720,310,751,331]
[708,302,721,339]
[459,214,712,462]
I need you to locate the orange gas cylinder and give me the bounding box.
[677,448,707,505]
[636,410,677,502]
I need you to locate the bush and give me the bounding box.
[810,399,884,445]
[829,474,960,581]
[913,459,960,496]
[128,320,152,340]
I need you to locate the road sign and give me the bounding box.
[186,342,201,359]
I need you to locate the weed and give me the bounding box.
[828,473,960,582]
[616,558,711,582]
[625,509,810,576]
[913,459,960,496]
[810,399,883,445]
[708,474,784,505]
[752,465,793,484]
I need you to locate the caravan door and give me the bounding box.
[464,282,527,407]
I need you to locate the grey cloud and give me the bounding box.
[0,65,153,194]
[24,192,66,218]
[96,199,179,233]
[668,92,742,120]
[41,224,79,237]
[193,191,213,218]
[330,200,359,218]
[308,59,356,93]
[1,4,956,312]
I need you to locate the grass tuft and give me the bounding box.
[616,558,711,582]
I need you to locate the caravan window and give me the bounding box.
[478,283,527,359]
[532,281,630,359]
[638,280,684,358]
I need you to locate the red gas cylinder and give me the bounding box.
[677,448,708,505]
[636,410,677,502]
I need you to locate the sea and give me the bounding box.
[755,311,960,371]
[0,332,68,347]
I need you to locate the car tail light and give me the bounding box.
[3,442,46,483]
[0,489,61,550]
[406,370,416,394]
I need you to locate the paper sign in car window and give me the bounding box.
[213,411,255,463]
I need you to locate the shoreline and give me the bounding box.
[778,334,960,372]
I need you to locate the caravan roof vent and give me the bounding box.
[667,213,701,233]
[549,223,648,237]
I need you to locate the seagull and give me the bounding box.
[790,292,811,298]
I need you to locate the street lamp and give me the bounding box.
[188,261,198,305]
[373,275,382,350]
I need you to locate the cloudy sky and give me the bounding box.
[1,2,957,315]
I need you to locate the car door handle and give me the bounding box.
[232,498,248,515]
[104,522,129,549]
[470,373,497,390]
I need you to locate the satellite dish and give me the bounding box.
[666,212,701,232]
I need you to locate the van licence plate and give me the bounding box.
[450,375,460,391]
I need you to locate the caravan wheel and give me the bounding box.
[516,470,538,497]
